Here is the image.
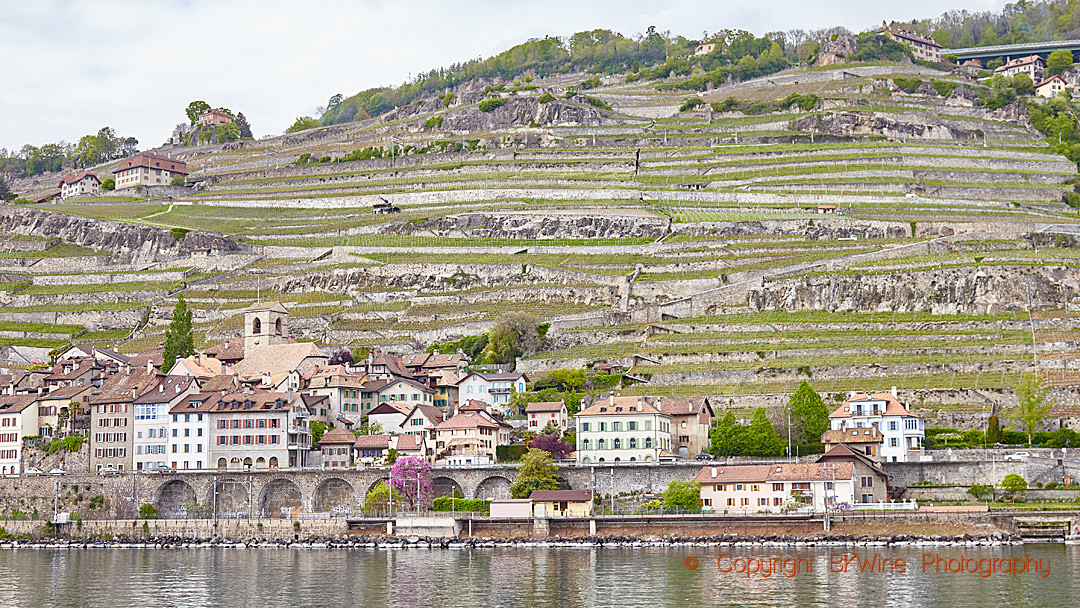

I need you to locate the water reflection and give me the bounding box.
[0,545,1076,608]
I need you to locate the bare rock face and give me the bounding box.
[985,100,1030,125]
[790,111,981,140]
[945,85,980,107]
[0,206,244,263]
[383,213,668,240]
[815,35,858,67]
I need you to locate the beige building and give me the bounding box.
[318,428,356,469]
[111,152,188,190]
[34,384,98,438]
[90,368,161,472]
[433,409,511,465]
[694,444,889,513]
[0,395,39,475]
[874,22,943,63]
[1036,74,1071,97]
[529,489,594,517]
[526,401,569,431]
[58,171,101,199]
[207,389,312,470]
[575,396,672,464]
[658,396,714,458]
[994,54,1046,81]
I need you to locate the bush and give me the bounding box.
[424,116,443,129]
[138,504,159,519]
[931,80,958,97]
[478,98,506,112]
[968,483,994,500]
[432,497,490,514]
[679,97,704,112]
[537,93,555,103]
[170,175,186,187]
[170,227,189,242]
[579,76,601,90]
[1002,473,1028,492]
[582,95,611,110]
[496,444,529,462]
[101,177,115,191]
[892,77,923,94]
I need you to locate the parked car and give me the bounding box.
[1003,452,1031,462]
[145,463,174,474]
[98,466,120,477]
[49,468,66,475]
[23,467,44,476]
[695,453,716,460]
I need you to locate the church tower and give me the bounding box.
[244,302,290,353]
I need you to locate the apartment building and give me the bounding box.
[207,390,312,470]
[575,396,672,464]
[167,393,219,471]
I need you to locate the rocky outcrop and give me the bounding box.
[384,212,668,239]
[815,35,858,66]
[790,111,982,140]
[748,265,1080,314]
[0,206,245,263]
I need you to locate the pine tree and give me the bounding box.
[0,175,13,202]
[161,295,194,373]
[235,113,253,139]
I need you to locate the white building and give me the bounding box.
[207,390,312,470]
[0,395,38,475]
[132,375,197,471]
[525,401,569,431]
[58,171,101,199]
[456,372,528,412]
[574,396,672,464]
[167,393,219,470]
[826,389,924,463]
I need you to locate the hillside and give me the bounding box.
[4,57,1080,425]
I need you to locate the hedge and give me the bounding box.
[496,444,529,462]
[432,497,490,514]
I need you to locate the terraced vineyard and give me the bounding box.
[5,60,1080,419]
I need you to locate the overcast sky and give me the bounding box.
[0,0,1008,152]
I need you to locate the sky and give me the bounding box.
[0,0,1009,152]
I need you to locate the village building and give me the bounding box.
[657,396,714,459]
[365,402,412,435]
[34,384,97,438]
[874,21,943,63]
[167,393,220,471]
[302,365,367,424]
[58,171,101,199]
[434,409,511,465]
[353,434,391,467]
[89,368,161,472]
[229,304,328,382]
[456,371,528,411]
[1036,74,1071,97]
[575,396,673,464]
[132,375,198,471]
[0,395,39,475]
[207,389,312,470]
[392,433,426,461]
[827,389,924,462]
[318,428,356,469]
[196,108,233,126]
[529,489,594,517]
[167,354,224,382]
[525,401,569,431]
[994,54,1046,81]
[111,152,189,190]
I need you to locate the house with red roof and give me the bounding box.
[658,396,714,459]
[525,400,568,431]
[58,171,101,199]
[827,388,924,462]
[111,152,188,190]
[994,54,1046,81]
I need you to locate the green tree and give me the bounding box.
[101,177,115,190]
[1010,375,1054,445]
[1013,73,1035,96]
[1047,49,1074,75]
[743,407,785,457]
[309,421,328,443]
[185,101,211,124]
[138,503,159,519]
[362,482,402,515]
[1001,473,1027,492]
[986,415,1003,444]
[234,113,253,138]
[170,174,186,186]
[481,312,541,364]
[785,381,829,445]
[509,448,560,498]
[286,116,320,133]
[161,295,195,373]
[662,480,701,511]
[0,175,13,202]
[710,411,748,457]
[215,121,241,143]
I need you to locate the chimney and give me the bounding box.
[147,360,153,374]
[890,386,897,399]
[711,467,717,478]
[195,353,201,366]
[159,383,164,393]
[609,394,614,406]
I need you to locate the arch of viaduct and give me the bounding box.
[41,464,707,518]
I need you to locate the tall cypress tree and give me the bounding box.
[162,295,194,373]
[235,113,253,139]
[0,175,13,202]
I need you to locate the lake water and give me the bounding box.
[1,544,1078,607]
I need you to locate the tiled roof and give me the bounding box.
[133,375,196,404]
[657,397,711,416]
[168,393,221,414]
[526,401,566,413]
[59,171,99,186]
[0,394,38,414]
[199,374,239,393]
[694,462,854,485]
[529,489,593,502]
[821,428,883,444]
[203,339,244,361]
[230,342,326,379]
[995,54,1044,71]
[128,346,164,368]
[1037,75,1068,87]
[112,152,189,176]
[213,390,293,412]
[35,384,97,401]
[368,402,412,416]
[407,404,444,425]
[829,392,920,418]
[436,411,500,430]
[393,434,424,451]
[92,369,161,405]
[319,428,356,445]
[577,396,662,417]
[244,302,288,313]
[354,434,390,449]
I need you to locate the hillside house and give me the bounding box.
[90,368,162,473]
[1036,74,1071,97]
[434,409,511,465]
[318,428,356,469]
[353,434,391,466]
[658,396,714,458]
[112,152,188,190]
[873,21,943,63]
[525,401,569,431]
[827,389,924,462]
[34,384,97,437]
[456,372,528,412]
[196,108,233,126]
[994,54,1045,81]
[58,171,100,199]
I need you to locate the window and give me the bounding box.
[644,420,651,431]
[581,422,590,432]
[582,439,590,450]
[629,438,636,449]
[612,422,621,432]
[889,421,898,431]
[861,476,874,488]
[889,438,898,447]
[613,438,621,449]
[645,437,652,448]
[772,483,784,491]
[599,422,607,432]
[628,421,636,431]
[751,484,759,492]
[736,484,743,491]
[741,498,749,506]
[597,439,606,450]
[758,498,768,506]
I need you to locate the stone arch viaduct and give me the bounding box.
[22,464,706,518]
